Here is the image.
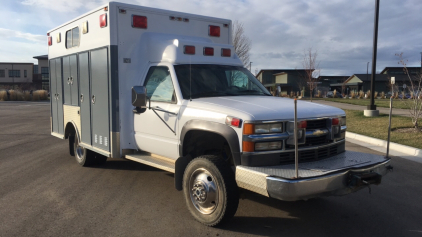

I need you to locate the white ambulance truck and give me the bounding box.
[48,2,392,226]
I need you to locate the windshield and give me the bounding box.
[174,64,271,99]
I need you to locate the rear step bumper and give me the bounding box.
[235,151,391,201]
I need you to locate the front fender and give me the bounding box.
[179,120,241,166]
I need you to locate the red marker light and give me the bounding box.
[209,25,220,37]
[203,47,214,56]
[184,45,195,55]
[231,118,240,127]
[100,13,107,28]
[132,15,147,29]
[299,120,307,128]
[221,48,231,57]
[332,118,339,125]
[48,36,52,46]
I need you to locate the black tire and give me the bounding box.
[73,135,95,167]
[183,155,239,226]
[69,135,75,156]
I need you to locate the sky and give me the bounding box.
[0,0,421,76]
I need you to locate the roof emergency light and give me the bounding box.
[184,45,195,55]
[203,47,214,56]
[100,13,107,28]
[208,25,220,37]
[132,15,147,29]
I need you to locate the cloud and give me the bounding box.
[0,0,419,76]
[0,28,45,43]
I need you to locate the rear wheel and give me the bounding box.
[73,135,96,167]
[183,155,239,226]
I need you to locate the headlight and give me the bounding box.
[255,141,282,151]
[254,123,282,134]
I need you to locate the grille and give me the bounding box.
[307,119,328,130]
[279,144,340,165]
[286,136,328,149]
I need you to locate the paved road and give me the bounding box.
[311,99,411,117]
[1,101,422,236]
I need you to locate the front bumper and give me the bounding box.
[235,151,391,201]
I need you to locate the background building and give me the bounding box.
[0,63,34,89]
[256,69,313,95]
[33,55,49,90]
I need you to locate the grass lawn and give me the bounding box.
[345,109,422,149]
[312,98,411,109]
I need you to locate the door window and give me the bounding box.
[144,66,175,103]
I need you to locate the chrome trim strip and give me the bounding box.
[242,140,344,155]
[244,115,346,124]
[244,133,289,142]
[80,142,111,157]
[51,132,65,139]
[341,125,347,131]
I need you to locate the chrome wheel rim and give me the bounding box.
[75,138,84,161]
[189,168,219,215]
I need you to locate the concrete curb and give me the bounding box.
[346,131,422,163]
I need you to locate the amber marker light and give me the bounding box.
[243,123,254,135]
[242,141,254,152]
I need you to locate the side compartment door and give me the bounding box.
[90,48,110,151]
[62,56,71,105]
[50,59,58,133]
[55,58,64,135]
[70,54,79,106]
[133,65,180,159]
[79,52,91,144]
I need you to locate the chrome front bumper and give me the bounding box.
[235,151,391,201]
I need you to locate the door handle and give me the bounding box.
[70,77,73,85]
[80,94,84,103]
[67,77,70,85]
[92,95,96,104]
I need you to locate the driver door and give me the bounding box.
[133,65,180,159]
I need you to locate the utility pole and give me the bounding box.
[365,0,380,117]
[249,62,252,72]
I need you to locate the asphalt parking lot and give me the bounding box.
[1,101,422,236]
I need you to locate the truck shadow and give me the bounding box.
[218,189,402,236]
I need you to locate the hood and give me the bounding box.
[188,96,345,121]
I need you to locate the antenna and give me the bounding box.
[190,56,192,101]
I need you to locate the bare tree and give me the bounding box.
[396,53,422,131]
[232,20,251,67]
[301,48,320,101]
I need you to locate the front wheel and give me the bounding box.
[183,155,239,226]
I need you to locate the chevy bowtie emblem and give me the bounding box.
[312,130,325,136]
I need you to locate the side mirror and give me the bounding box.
[132,86,147,113]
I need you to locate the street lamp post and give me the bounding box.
[367,62,369,82]
[364,0,380,117]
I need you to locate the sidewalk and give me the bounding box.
[310,100,411,117]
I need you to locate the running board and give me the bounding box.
[125,152,175,173]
